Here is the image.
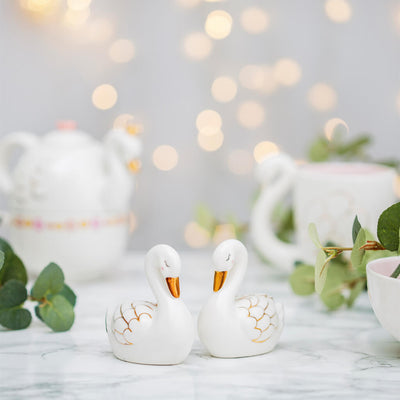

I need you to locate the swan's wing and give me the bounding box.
[236,294,281,343]
[111,301,157,345]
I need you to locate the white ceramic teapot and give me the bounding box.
[0,122,142,281]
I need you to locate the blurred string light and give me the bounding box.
[197,130,224,151]
[67,0,91,11]
[175,0,201,8]
[240,7,270,34]
[204,10,233,40]
[184,222,210,248]
[113,114,144,134]
[239,64,278,94]
[237,101,265,129]
[19,0,60,18]
[253,141,279,163]
[64,7,90,27]
[196,109,222,135]
[109,39,135,63]
[308,83,337,111]
[152,145,179,171]
[211,76,237,103]
[227,149,253,175]
[273,58,302,86]
[324,117,349,140]
[92,84,118,110]
[183,32,213,60]
[84,18,113,43]
[325,0,352,23]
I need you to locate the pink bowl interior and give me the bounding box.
[369,257,400,278]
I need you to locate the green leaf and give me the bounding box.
[315,249,333,294]
[0,307,31,330]
[195,204,217,233]
[359,249,397,275]
[34,305,43,321]
[0,238,14,256]
[31,263,64,300]
[390,263,400,279]
[0,279,27,309]
[39,295,74,332]
[308,137,330,162]
[0,253,27,286]
[57,284,77,306]
[347,279,366,307]
[352,216,362,244]
[350,228,366,271]
[308,223,322,249]
[320,264,347,310]
[377,202,400,251]
[289,264,315,296]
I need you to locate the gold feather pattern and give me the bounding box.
[236,294,280,343]
[112,301,157,345]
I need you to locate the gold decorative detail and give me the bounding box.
[166,277,180,298]
[213,270,227,292]
[126,123,139,135]
[113,302,156,345]
[236,295,279,343]
[128,159,142,173]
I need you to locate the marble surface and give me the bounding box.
[1,251,400,400]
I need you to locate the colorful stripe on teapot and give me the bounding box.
[11,215,129,231]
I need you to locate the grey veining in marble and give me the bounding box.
[1,252,399,400]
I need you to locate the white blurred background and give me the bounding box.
[0,0,399,249]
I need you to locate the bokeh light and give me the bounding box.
[213,224,236,245]
[113,114,144,134]
[184,222,210,248]
[237,101,265,129]
[196,109,222,135]
[239,65,265,90]
[19,0,59,17]
[324,118,349,140]
[129,212,138,233]
[204,10,233,40]
[253,141,279,163]
[240,7,269,34]
[92,84,118,110]
[273,58,302,86]
[183,32,213,60]
[67,0,91,11]
[84,18,113,43]
[176,0,201,8]
[308,83,337,111]
[325,0,352,23]
[109,39,135,63]
[197,130,224,152]
[152,145,179,171]
[64,7,90,27]
[211,76,237,103]
[227,150,254,175]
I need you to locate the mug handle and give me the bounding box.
[250,153,301,271]
[0,132,38,195]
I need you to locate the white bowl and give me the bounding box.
[367,256,400,341]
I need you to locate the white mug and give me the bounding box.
[250,154,398,271]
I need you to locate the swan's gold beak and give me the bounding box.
[213,271,228,292]
[166,277,180,298]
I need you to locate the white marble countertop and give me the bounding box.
[1,251,399,399]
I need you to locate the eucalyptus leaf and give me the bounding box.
[308,137,330,162]
[352,216,362,244]
[0,253,27,286]
[347,279,366,307]
[0,307,32,330]
[31,263,64,300]
[390,264,400,279]
[0,279,27,309]
[39,295,74,332]
[195,204,216,232]
[308,223,322,249]
[320,264,347,310]
[57,284,77,306]
[0,238,14,257]
[289,264,315,296]
[34,305,43,321]
[350,228,366,271]
[315,249,332,294]
[377,202,400,251]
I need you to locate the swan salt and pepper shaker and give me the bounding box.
[106,244,194,365]
[198,239,284,358]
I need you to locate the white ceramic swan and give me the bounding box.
[198,239,284,358]
[106,244,194,365]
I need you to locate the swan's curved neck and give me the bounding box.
[145,261,175,307]
[218,245,248,299]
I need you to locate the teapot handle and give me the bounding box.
[0,132,38,195]
[250,154,301,271]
